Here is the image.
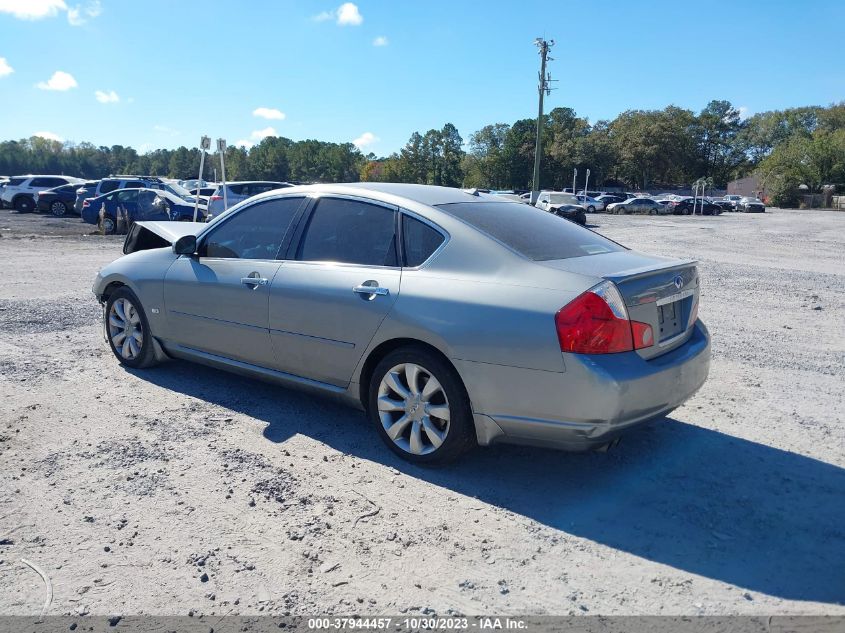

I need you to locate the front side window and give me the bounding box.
[298,198,397,267]
[402,215,445,267]
[200,196,303,260]
[123,181,143,189]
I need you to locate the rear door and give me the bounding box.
[268,195,401,387]
[163,196,306,366]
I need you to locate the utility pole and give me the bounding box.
[530,38,554,205]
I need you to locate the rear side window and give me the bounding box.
[7,177,26,186]
[100,180,119,194]
[437,201,624,261]
[249,183,280,195]
[298,198,397,267]
[228,184,246,195]
[201,197,303,260]
[30,177,60,187]
[402,215,445,267]
[123,181,143,189]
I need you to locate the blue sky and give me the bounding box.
[0,0,843,156]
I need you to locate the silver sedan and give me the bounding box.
[94,183,710,463]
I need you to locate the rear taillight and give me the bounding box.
[210,195,222,201]
[555,281,653,354]
[82,200,90,208]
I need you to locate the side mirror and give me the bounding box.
[173,234,197,256]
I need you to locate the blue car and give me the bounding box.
[81,188,208,233]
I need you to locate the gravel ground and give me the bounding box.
[0,208,843,617]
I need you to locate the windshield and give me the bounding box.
[436,201,624,261]
[164,182,193,199]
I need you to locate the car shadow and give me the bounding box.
[131,360,845,605]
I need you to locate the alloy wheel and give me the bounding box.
[108,297,143,360]
[51,201,66,217]
[377,362,451,456]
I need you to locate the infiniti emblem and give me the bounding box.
[674,275,684,290]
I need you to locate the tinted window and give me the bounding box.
[100,180,119,194]
[201,197,303,260]
[402,215,445,267]
[437,201,624,261]
[249,183,281,195]
[299,198,397,267]
[123,181,143,189]
[228,184,246,195]
[117,190,138,203]
[29,178,50,187]
[7,177,26,186]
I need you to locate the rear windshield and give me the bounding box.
[436,201,624,261]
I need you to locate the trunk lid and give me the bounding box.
[540,251,700,359]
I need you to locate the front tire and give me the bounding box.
[105,287,158,369]
[587,206,595,213]
[368,347,475,464]
[51,200,68,217]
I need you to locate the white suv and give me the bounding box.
[2,175,84,213]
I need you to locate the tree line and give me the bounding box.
[1,100,842,206]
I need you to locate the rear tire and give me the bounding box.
[588,206,595,213]
[368,346,475,464]
[100,216,116,234]
[50,200,68,217]
[14,196,34,213]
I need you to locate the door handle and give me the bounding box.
[353,285,389,297]
[241,275,269,287]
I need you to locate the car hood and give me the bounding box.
[133,221,206,243]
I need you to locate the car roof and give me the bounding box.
[247,182,497,207]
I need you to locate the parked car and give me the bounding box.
[672,198,722,215]
[94,183,710,463]
[574,195,605,212]
[709,198,735,212]
[75,176,200,215]
[81,188,207,233]
[723,194,743,210]
[36,181,97,216]
[534,191,581,212]
[596,194,627,207]
[737,197,766,213]
[548,204,587,225]
[190,186,218,198]
[1,175,84,212]
[606,198,667,215]
[207,181,292,217]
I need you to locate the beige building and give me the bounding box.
[727,175,765,198]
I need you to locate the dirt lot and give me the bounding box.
[1,208,843,617]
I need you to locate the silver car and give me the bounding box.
[93,184,710,463]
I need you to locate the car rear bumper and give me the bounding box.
[460,320,711,450]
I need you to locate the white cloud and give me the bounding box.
[34,130,64,142]
[0,0,67,20]
[95,89,119,103]
[250,127,277,141]
[235,139,254,149]
[67,0,99,25]
[353,132,378,148]
[314,2,362,26]
[36,70,77,91]
[252,107,285,120]
[372,36,388,47]
[737,106,751,120]
[336,2,362,25]
[0,57,13,77]
[0,0,100,24]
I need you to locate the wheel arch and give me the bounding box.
[357,337,471,414]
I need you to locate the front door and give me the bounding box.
[162,196,306,366]
[269,196,401,387]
